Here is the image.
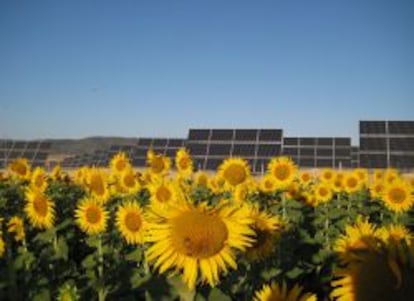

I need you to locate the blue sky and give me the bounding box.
[1,0,413,144]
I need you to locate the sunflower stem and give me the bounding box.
[97,234,107,301]
[281,195,287,221]
[324,202,330,250]
[6,244,19,301]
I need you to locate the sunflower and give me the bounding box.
[148,179,178,208]
[51,165,64,181]
[85,168,110,203]
[331,172,344,193]
[118,167,141,195]
[267,156,297,190]
[0,234,4,258]
[319,168,335,183]
[384,168,400,184]
[116,201,147,244]
[73,167,89,186]
[381,179,413,213]
[75,198,108,235]
[110,152,131,174]
[147,150,171,176]
[369,181,384,200]
[303,192,319,207]
[25,188,55,229]
[333,217,380,264]
[8,158,31,179]
[245,206,283,261]
[343,172,363,194]
[331,238,414,301]
[284,182,301,200]
[175,148,193,176]
[30,167,48,192]
[372,169,384,183]
[378,224,412,260]
[354,168,369,187]
[233,183,249,204]
[146,201,254,289]
[299,171,313,187]
[218,157,250,188]
[57,282,79,301]
[254,282,316,301]
[208,175,225,194]
[314,183,333,203]
[260,175,278,194]
[194,171,209,187]
[7,216,25,242]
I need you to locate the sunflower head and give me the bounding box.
[8,158,31,180]
[148,179,177,208]
[24,188,55,229]
[245,206,284,261]
[267,156,297,189]
[254,282,316,301]
[30,167,48,192]
[118,167,141,195]
[116,201,147,244]
[146,201,254,289]
[319,168,335,183]
[175,148,193,176]
[369,180,385,199]
[384,168,400,184]
[260,175,277,193]
[85,168,110,203]
[0,234,5,258]
[343,171,363,194]
[75,197,108,235]
[7,216,25,242]
[313,183,333,203]
[194,171,209,187]
[381,179,413,213]
[57,282,79,301]
[218,157,251,187]
[147,150,171,176]
[299,171,313,187]
[110,152,131,174]
[51,165,64,181]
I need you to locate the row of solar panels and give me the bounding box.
[0,140,52,150]
[360,121,414,135]
[0,140,52,169]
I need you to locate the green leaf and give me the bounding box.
[82,254,96,269]
[34,228,56,243]
[286,267,304,279]
[208,288,232,301]
[32,288,51,301]
[125,248,142,262]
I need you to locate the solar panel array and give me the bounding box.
[359,121,414,169]
[61,148,114,168]
[282,137,352,168]
[0,140,51,169]
[351,147,359,168]
[187,129,283,173]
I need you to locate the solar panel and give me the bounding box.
[193,158,206,170]
[0,151,4,159]
[27,141,39,149]
[211,129,234,141]
[335,148,351,157]
[35,152,48,160]
[259,129,282,142]
[234,129,258,141]
[388,121,414,135]
[9,151,22,159]
[255,159,270,173]
[0,161,5,168]
[208,144,232,156]
[316,148,333,157]
[389,138,414,151]
[300,138,316,146]
[335,159,352,168]
[132,158,146,167]
[165,149,177,158]
[390,155,414,168]
[334,138,351,146]
[299,148,315,157]
[0,140,13,149]
[187,143,208,156]
[152,139,168,147]
[232,144,256,156]
[206,158,223,170]
[257,144,281,157]
[137,138,152,146]
[23,151,35,159]
[110,145,121,151]
[14,141,27,149]
[168,139,184,147]
[360,138,387,151]
[359,154,387,168]
[39,142,52,149]
[188,129,210,141]
[133,148,148,157]
[317,138,333,146]
[316,159,333,167]
[299,158,315,167]
[283,138,299,146]
[282,147,299,156]
[360,121,386,134]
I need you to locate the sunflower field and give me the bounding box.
[0,150,414,301]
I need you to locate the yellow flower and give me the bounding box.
[118,167,141,195]
[254,282,316,301]
[175,148,193,177]
[147,150,171,176]
[8,158,31,180]
[7,216,25,242]
[110,152,131,174]
[218,157,250,187]
[260,175,277,194]
[194,171,209,188]
[148,179,178,209]
[0,234,5,258]
[299,170,313,187]
[116,201,147,244]
[85,168,110,203]
[75,198,108,235]
[267,156,297,190]
[381,180,413,213]
[30,167,48,192]
[313,183,333,203]
[146,201,254,289]
[245,206,283,261]
[343,172,363,194]
[369,180,385,200]
[25,188,55,229]
[319,168,335,183]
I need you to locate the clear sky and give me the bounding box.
[1,0,413,145]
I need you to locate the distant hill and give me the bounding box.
[47,137,139,156]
